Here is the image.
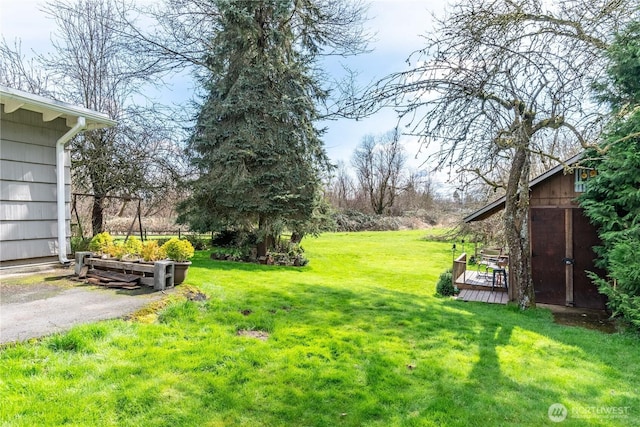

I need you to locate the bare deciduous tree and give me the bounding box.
[360,0,637,308]
[0,40,52,95]
[397,170,434,214]
[326,161,358,210]
[1,0,188,235]
[352,129,407,215]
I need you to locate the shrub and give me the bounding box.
[71,236,91,253]
[331,210,405,232]
[435,269,457,296]
[88,232,113,254]
[212,229,258,249]
[211,229,240,247]
[210,246,253,262]
[161,238,195,262]
[271,240,308,266]
[587,236,640,329]
[185,234,209,250]
[155,237,171,247]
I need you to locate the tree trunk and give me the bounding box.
[256,215,274,258]
[92,194,106,235]
[256,240,267,259]
[503,145,535,309]
[290,231,304,244]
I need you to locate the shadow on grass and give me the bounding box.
[187,279,592,425]
[97,251,640,426]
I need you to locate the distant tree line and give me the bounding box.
[325,129,436,217]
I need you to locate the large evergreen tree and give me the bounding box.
[580,22,640,328]
[178,0,357,256]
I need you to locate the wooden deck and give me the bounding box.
[456,289,508,304]
[455,270,507,291]
[452,253,509,305]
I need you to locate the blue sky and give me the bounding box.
[1,0,448,173]
[318,1,446,168]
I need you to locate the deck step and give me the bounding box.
[456,289,508,304]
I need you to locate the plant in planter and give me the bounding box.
[141,240,166,262]
[161,238,195,285]
[88,232,114,256]
[124,236,143,258]
[106,241,128,260]
[100,236,143,261]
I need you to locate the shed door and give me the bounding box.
[530,207,607,309]
[572,209,607,310]
[531,208,566,305]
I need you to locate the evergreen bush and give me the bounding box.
[579,22,640,330]
[435,269,457,296]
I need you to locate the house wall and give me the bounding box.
[0,105,71,265]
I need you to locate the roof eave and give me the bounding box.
[463,152,585,223]
[0,85,117,129]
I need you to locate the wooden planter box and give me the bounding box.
[74,252,174,290]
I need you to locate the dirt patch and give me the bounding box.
[237,329,269,341]
[552,311,618,334]
[539,304,618,334]
[184,289,208,302]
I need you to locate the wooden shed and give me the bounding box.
[463,153,608,310]
[0,86,116,269]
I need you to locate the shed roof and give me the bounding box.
[463,152,584,223]
[0,85,116,129]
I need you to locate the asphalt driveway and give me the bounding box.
[0,269,170,344]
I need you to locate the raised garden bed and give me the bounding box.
[74,252,175,290]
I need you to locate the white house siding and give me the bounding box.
[0,106,71,264]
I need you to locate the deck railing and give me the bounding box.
[453,253,467,288]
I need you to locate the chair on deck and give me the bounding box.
[477,248,508,291]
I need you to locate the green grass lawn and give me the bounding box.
[1,230,638,426]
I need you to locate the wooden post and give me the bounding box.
[124,214,137,242]
[137,199,144,241]
[72,194,84,238]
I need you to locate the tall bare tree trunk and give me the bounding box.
[504,145,535,309]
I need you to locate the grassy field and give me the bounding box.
[1,230,638,426]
